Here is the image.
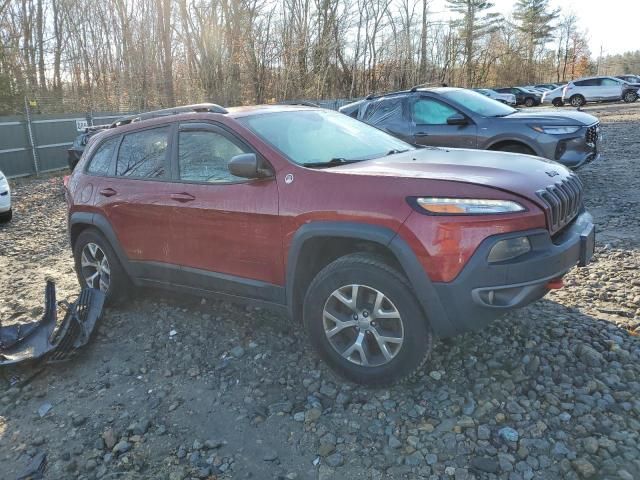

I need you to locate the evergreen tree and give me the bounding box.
[514,0,559,81]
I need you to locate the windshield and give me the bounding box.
[440,89,517,117]
[238,110,414,166]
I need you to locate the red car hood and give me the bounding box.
[331,147,573,207]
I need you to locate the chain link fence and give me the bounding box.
[0,96,357,178]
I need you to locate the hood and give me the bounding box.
[499,109,597,125]
[330,147,573,208]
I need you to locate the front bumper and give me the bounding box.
[0,188,10,213]
[432,211,594,336]
[538,124,601,169]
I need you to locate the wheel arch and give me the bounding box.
[285,222,453,336]
[69,212,133,277]
[487,138,540,156]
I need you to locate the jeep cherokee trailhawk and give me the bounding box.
[66,103,595,385]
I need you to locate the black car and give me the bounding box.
[339,87,601,169]
[494,87,542,107]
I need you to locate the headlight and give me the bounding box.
[488,237,531,262]
[531,125,581,135]
[415,198,525,215]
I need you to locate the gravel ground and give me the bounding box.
[1,103,639,480]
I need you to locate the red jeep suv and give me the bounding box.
[66,103,595,385]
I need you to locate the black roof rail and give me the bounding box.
[277,100,320,107]
[113,103,228,126]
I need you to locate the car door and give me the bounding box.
[361,97,411,142]
[164,122,282,300]
[600,77,623,100]
[92,125,177,269]
[410,96,477,148]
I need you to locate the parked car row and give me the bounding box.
[65,102,596,385]
[339,87,600,169]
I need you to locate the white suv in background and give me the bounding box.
[0,170,11,222]
[563,76,639,107]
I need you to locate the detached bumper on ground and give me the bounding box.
[433,211,594,335]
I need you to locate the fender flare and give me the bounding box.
[486,137,542,157]
[69,212,133,277]
[285,221,454,336]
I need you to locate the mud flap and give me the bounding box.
[0,281,105,366]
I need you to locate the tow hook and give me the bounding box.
[546,277,564,290]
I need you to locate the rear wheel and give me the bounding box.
[73,228,129,304]
[303,253,433,386]
[524,97,536,107]
[552,98,564,107]
[570,95,586,107]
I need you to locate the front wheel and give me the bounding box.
[524,97,535,107]
[0,209,12,223]
[623,91,638,103]
[552,98,564,107]
[303,253,433,386]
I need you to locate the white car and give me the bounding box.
[541,86,565,107]
[563,76,639,107]
[474,88,517,106]
[0,170,12,222]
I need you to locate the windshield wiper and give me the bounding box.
[303,157,363,168]
[386,149,410,156]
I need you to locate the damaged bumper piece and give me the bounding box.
[0,281,105,366]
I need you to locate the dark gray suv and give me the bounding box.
[340,88,601,169]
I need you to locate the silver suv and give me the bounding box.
[563,76,638,107]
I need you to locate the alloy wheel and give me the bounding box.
[322,284,404,367]
[80,242,111,292]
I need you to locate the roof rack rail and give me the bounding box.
[114,103,228,126]
[277,100,320,107]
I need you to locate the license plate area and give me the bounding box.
[579,224,595,267]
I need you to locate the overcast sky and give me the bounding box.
[431,0,635,57]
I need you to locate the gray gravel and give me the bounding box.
[1,103,639,479]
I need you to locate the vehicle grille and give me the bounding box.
[536,174,584,234]
[585,123,599,144]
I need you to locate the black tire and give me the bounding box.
[524,97,535,107]
[552,98,564,107]
[496,143,536,156]
[623,90,638,103]
[302,253,433,386]
[570,95,586,107]
[0,209,12,223]
[73,228,130,305]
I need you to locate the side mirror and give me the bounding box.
[446,113,468,125]
[228,153,272,179]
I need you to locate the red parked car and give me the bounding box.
[66,103,595,385]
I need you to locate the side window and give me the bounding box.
[600,78,619,86]
[116,127,169,178]
[412,98,458,125]
[178,130,249,183]
[87,137,118,175]
[363,98,404,126]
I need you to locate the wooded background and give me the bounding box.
[1,0,639,114]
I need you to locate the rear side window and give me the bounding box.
[87,137,118,175]
[178,130,248,183]
[574,79,598,86]
[601,78,620,86]
[412,98,458,125]
[116,127,169,178]
[363,98,404,125]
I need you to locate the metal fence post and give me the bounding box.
[24,96,40,175]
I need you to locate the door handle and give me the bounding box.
[415,131,429,136]
[99,188,117,197]
[170,192,195,203]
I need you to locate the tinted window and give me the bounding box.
[363,97,404,125]
[116,127,169,178]
[239,110,412,166]
[178,130,248,183]
[412,98,458,125]
[87,137,118,175]
[601,78,621,86]
[574,79,598,86]
[440,89,516,117]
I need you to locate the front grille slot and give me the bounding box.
[586,123,599,144]
[537,174,583,233]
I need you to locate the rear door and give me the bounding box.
[600,77,623,100]
[410,96,477,148]
[361,97,411,142]
[92,125,177,269]
[163,122,282,299]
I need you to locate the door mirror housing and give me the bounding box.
[228,153,273,179]
[446,113,468,125]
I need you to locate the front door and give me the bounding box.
[165,123,282,301]
[411,97,477,148]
